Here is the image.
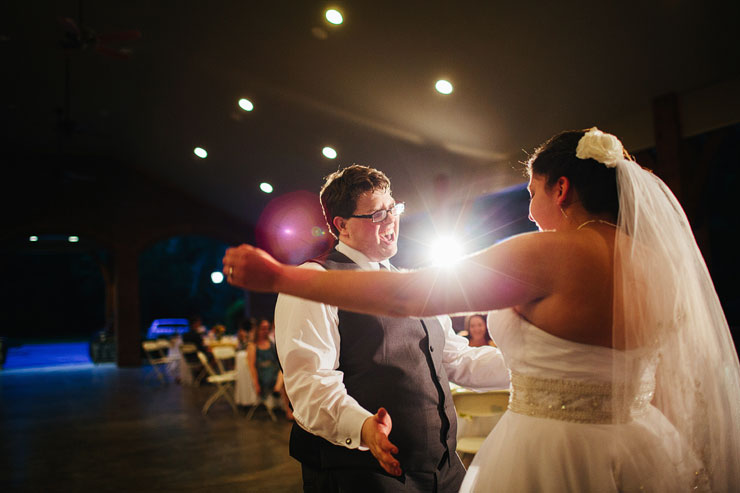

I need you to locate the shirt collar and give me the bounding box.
[336,241,391,271]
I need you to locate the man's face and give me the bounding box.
[337,188,400,262]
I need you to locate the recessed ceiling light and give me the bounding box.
[68,235,79,243]
[194,147,208,159]
[260,182,274,194]
[238,98,254,111]
[435,79,453,95]
[325,9,343,25]
[322,146,338,159]
[29,235,38,242]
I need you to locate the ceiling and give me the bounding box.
[4,0,740,227]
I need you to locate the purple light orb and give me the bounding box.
[256,191,334,264]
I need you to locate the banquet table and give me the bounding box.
[204,336,239,348]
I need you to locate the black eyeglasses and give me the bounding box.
[349,202,405,223]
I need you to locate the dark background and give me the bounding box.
[1,1,738,352]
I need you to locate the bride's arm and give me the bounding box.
[224,232,558,318]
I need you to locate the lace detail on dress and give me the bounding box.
[509,371,655,424]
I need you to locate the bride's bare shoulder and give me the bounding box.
[492,229,610,275]
[494,230,592,256]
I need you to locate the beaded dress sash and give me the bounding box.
[508,370,655,424]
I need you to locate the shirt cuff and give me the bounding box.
[336,405,373,450]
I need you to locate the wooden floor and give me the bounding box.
[0,364,302,492]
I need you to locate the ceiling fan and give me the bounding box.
[57,8,141,59]
[55,2,142,137]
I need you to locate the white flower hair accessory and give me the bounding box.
[576,127,624,168]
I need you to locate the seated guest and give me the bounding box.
[247,318,293,420]
[465,313,496,347]
[208,324,226,341]
[182,315,207,354]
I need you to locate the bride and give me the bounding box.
[224,128,740,492]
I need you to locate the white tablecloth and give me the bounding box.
[235,350,258,406]
[451,384,507,441]
[456,414,504,440]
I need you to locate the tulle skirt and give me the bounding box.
[460,407,701,492]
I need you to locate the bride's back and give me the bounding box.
[514,225,622,349]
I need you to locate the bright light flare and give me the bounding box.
[322,146,337,159]
[260,182,274,193]
[238,98,254,111]
[194,147,208,158]
[211,271,224,284]
[68,235,79,243]
[256,191,334,265]
[429,236,463,267]
[325,9,343,25]
[29,235,38,242]
[435,79,453,95]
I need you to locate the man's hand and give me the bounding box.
[361,408,401,476]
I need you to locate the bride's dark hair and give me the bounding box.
[527,130,620,221]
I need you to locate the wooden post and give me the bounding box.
[113,245,141,367]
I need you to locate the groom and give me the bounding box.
[271,165,509,492]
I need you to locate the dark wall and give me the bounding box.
[0,248,107,340]
[139,235,245,335]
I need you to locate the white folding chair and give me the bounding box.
[211,345,236,374]
[142,340,171,384]
[197,351,238,416]
[452,389,510,461]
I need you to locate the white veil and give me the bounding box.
[612,156,740,491]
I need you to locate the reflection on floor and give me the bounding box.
[0,364,302,492]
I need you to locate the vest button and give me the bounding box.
[345,438,352,445]
[430,346,434,352]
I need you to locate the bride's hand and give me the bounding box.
[223,244,283,292]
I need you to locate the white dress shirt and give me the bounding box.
[274,241,510,450]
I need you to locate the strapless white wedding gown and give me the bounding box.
[460,309,702,492]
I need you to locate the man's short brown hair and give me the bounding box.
[320,165,391,238]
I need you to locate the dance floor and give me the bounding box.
[0,358,301,492]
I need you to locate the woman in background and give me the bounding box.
[247,318,293,420]
[464,313,496,347]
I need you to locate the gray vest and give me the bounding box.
[289,249,458,473]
